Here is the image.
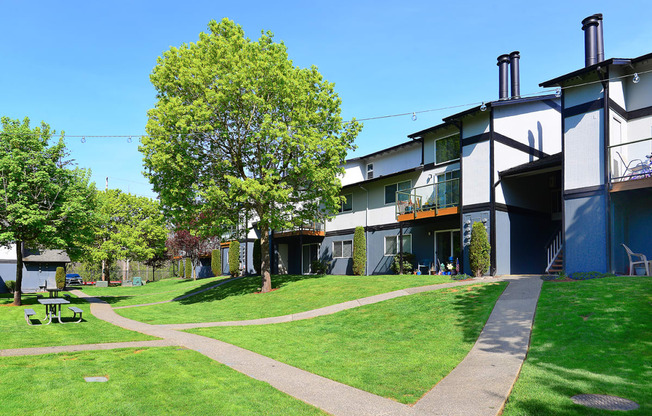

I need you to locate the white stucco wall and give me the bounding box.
[462,140,490,205]
[564,110,605,190]
[0,245,16,261]
[493,101,562,156]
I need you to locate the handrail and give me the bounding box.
[545,229,563,273]
[608,137,652,184]
[395,178,459,219]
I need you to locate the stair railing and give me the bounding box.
[546,229,563,273]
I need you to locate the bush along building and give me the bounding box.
[264,14,650,276]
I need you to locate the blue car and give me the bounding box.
[65,273,83,285]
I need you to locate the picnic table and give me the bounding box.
[36,298,70,324]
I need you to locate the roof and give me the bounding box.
[407,121,454,139]
[345,140,419,163]
[22,249,71,263]
[499,152,562,178]
[540,52,652,88]
[442,94,557,123]
[342,165,423,190]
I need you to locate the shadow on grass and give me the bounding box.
[448,282,509,345]
[502,277,651,415]
[176,274,326,305]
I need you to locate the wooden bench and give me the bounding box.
[24,308,36,325]
[68,306,83,323]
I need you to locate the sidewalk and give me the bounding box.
[3,275,543,416]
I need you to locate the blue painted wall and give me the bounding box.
[564,194,608,274]
[611,191,652,274]
[0,263,14,293]
[321,234,354,275]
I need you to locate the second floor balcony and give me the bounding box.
[395,178,460,221]
[274,221,325,238]
[609,137,652,192]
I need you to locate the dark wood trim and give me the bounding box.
[462,203,492,213]
[610,176,652,192]
[423,159,460,171]
[603,71,612,273]
[493,132,549,159]
[459,121,464,273]
[563,99,603,118]
[542,99,562,112]
[560,92,566,272]
[462,132,492,146]
[608,98,652,121]
[489,108,496,275]
[563,185,606,199]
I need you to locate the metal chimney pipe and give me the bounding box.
[497,54,510,100]
[581,15,600,67]
[595,13,604,63]
[509,51,520,99]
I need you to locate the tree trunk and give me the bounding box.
[13,242,23,306]
[260,226,272,293]
[101,259,107,281]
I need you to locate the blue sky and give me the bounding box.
[1,0,651,198]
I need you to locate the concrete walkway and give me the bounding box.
[2,275,543,416]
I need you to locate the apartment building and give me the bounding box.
[262,13,651,277]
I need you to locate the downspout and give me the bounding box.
[359,185,369,275]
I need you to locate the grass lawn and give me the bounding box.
[188,282,507,404]
[0,293,156,350]
[79,275,228,306]
[0,347,325,416]
[114,274,459,324]
[503,276,652,415]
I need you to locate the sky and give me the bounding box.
[1,0,651,199]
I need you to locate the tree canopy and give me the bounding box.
[84,189,168,280]
[0,117,96,305]
[141,18,361,292]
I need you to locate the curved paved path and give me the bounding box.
[2,275,542,416]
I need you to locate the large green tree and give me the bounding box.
[85,190,168,281]
[141,19,361,292]
[0,117,97,305]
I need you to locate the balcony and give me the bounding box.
[274,221,325,238]
[609,137,652,192]
[395,178,460,221]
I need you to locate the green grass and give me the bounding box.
[503,276,652,415]
[0,293,156,349]
[114,274,459,324]
[189,282,507,404]
[0,347,325,416]
[79,276,228,306]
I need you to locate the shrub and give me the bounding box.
[5,280,16,293]
[211,249,221,277]
[569,271,616,280]
[253,239,261,275]
[55,267,65,289]
[228,240,240,277]
[451,273,473,281]
[178,259,184,278]
[469,222,490,277]
[352,226,366,276]
[185,258,192,279]
[311,259,328,275]
[391,252,416,274]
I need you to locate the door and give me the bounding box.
[435,230,461,269]
[302,244,319,274]
[277,244,289,275]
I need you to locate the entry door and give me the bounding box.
[435,231,461,267]
[277,244,289,275]
[302,244,319,274]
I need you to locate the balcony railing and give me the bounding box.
[608,137,652,188]
[275,221,325,237]
[395,178,460,220]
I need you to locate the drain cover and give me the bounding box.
[571,394,639,411]
[84,377,108,382]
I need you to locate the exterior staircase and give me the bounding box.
[547,249,564,274]
[545,229,564,274]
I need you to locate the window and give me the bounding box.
[435,134,460,165]
[384,180,411,204]
[366,163,374,179]
[333,240,353,258]
[436,170,460,208]
[384,234,412,256]
[339,193,352,213]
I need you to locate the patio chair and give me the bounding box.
[622,243,650,276]
[418,259,432,275]
[616,152,647,180]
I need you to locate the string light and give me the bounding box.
[127,136,132,143]
[4,70,649,140]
